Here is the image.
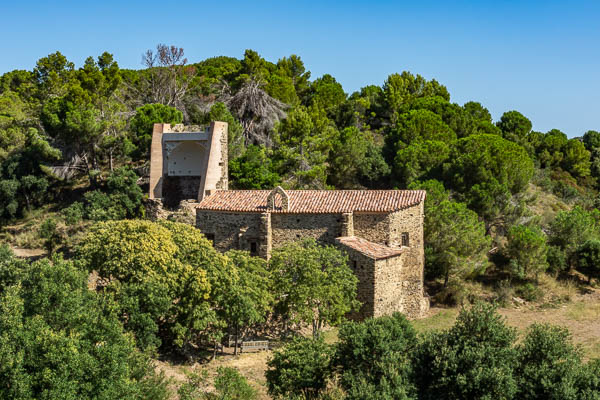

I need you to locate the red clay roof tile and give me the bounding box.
[195,190,425,214]
[336,236,404,260]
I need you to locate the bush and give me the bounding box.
[516,282,543,302]
[576,239,600,283]
[546,245,568,274]
[505,224,548,281]
[515,324,584,399]
[62,201,84,225]
[178,367,257,400]
[335,313,418,400]
[266,337,333,400]
[413,303,517,400]
[39,218,62,252]
[83,167,143,221]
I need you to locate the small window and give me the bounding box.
[205,233,215,245]
[250,241,258,256]
[401,232,410,247]
[352,260,357,270]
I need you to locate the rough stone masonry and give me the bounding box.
[149,122,429,319]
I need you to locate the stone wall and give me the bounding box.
[340,247,376,320]
[195,204,429,319]
[390,203,425,285]
[271,213,342,247]
[353,213,389,244]
[196,211,262,253]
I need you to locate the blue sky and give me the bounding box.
[1,0,598,136]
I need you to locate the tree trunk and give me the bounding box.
[234,322,239,356]
[444,269,449,288]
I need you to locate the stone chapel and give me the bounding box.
[149,122,429,319]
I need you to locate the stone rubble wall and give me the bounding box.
[270,213,342,247]
[196,210,262,253]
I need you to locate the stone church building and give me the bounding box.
[149,122,429,319]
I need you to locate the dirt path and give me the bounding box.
[10,247,46,259]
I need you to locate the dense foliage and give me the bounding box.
[3,45,600,398]
[266,304,600,400]
[0,246,168,399]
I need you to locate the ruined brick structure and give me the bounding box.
[149,122,429,319]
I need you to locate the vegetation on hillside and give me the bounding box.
[2,44,600,398]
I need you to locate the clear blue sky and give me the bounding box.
[2,0,598,137]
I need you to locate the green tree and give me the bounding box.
[276,54,311,96]
[575,239,600,283]
[269,239,359,338]
[129,103,183,157]
[206,102,245,159]
[444,134,534,226]
[383,71,449,113]
[537,129,568,169]
[76,220,215,351]
[265,337,333,400]
[562,138,591,178]
[222,250,273,354]
[497,110,532,146]
[583,130,600,152]
[305,74,346,115]
[229,145,281,189]
[327,127,388,188]
[274,105,338,189]
[515,324,584,400]
[0,252,168,399]
[394,140,451,186]
[410,180,490,288]
[506,224,548,281]
[386,109,456,155]
[335,313,418,400]
[548,206,599,269]
[413,303,518,400]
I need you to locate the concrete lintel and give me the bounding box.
[162,132,209,141]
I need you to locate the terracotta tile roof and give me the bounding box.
[196,190,425,214]
[336,236,404,260]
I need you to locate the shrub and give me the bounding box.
[413,303,517,400]
[265,337,333,400]
[516,282,543,302]
[335,313,418,400]
[546,245,568,274]
[178,367,257,400]
[62,201,84,225]
[39,218,62,252]
[576,239,600,283]
[84,167,143,221]
[515,324,584,399]
[505,224,548,281]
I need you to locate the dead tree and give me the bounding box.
[141,44,195,114]
[226,79,288,147]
